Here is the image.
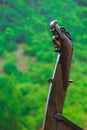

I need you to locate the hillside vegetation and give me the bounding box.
[0,0,87,130]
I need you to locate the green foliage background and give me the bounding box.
[0,0,87,130]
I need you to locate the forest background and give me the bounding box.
[0,0,87,130]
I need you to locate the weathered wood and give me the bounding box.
[43,20,73,130]
[55,114,84,130]
[42,20,84,130]
[43,55,66,130]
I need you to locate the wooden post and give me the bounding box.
[42,20,84,130]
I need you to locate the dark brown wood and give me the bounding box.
[43,61,66,130]
[55,114,84,130]
[43,20,73,130]
[57,121,74,130]
[50,20,73,91]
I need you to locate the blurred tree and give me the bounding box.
[0,74,21,130]
[3,60,17,75]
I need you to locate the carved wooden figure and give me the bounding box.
[43,20,83,130]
